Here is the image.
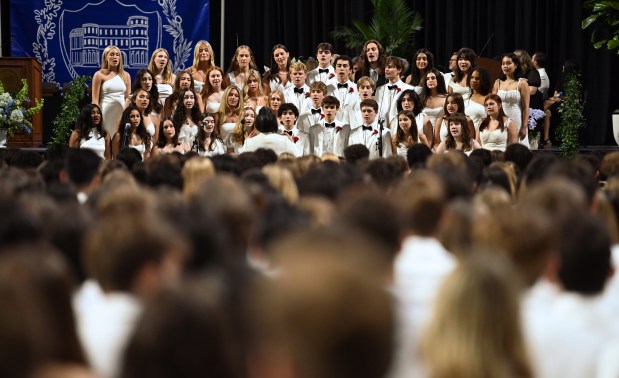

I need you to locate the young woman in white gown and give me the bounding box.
[448,47,477,101]
[148,48,176,110]
[433,93,475,150]
[226,106,257,154]
[111,105,152,160]
[216,85,244,142]
[223,45,258,91]
[130,88,160,146]
[435,112,481,155]
[202,67,225,114]
[465,67,492,131]
[91,45,131,138]
[197,113,226,157]
[190,40,215,95]
[151,116,190,155]
[69,103,111,160]
[420,68,447,129]
[493,53,531,148]
[476,94,518,152]
[173,89,202,149]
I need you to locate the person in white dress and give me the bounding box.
[190,40,215,95]
[173,89,202,148]
[244,69,268,110]
[465,67,492,131]
[391,110,429,157]
[130,88,160,146]
[476,94,518,152]
[420,68,447,129]
[404,48,434,90]
[493,53,531,148]
[202,66,224,114]
[263,44,292,95]
[448,47,477,100]
[151,116,190,155]
[226,106,257,154]
[127,69,162,117]
[223,45,258,91]
[148,48,176,110]
[69,103,111,160]
[433,93,475,150]
[163,70,205,119]
[392,89,433,145]
[216,85,244,142]
[196,112,226,157]
[91,45,131,138]
[435,112,481,155]
[111,105,152,160]
[266,89,285,124]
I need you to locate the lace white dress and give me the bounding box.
[479,118,512,152]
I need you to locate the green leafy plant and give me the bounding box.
[0,79,44,138]
[557,72,586,158]
[330,0,422,57]
[50,75,91,145]
[582,0,619,53]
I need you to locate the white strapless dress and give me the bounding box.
[219,122,236,141]
[198,138,226,157]
[205,101,220,113]
[497,80,529,147]
[422,106,444,130]
[194,80,204,94]
[448,81,470,100]
[156,83,173,109]
[179,123,199,147]
[100,75,126,137]
[144,118,155,137]
[480,119,512,152]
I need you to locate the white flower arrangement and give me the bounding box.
[0,79,44,138]
[527,108,546,139]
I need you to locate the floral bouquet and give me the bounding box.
[527,108,545,139]
[0,79,44,138]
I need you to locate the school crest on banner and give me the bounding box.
[10,0,209,85]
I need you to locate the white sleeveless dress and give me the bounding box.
[194,80,205,95]
[437,119,449,145]
[205,101,220,114]
[228,73,244,91]
[448,81,470,100]
[179,123,199,147]
[497,79,529,147]
[100,75,126,137]
[80,129,107,159]
[480,118,512,152]
[219,122,236,142]
[198,138,226,157]
[144,118,155,138]
[465,99,486,131]
[422,106,444,131]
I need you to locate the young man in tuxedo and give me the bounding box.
[348,99,392,159]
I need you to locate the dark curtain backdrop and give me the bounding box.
[211,0,618,145]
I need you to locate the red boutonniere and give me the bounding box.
[320,113,325,118]
[372,129,379,135]
[329,73,335,79]
[348,87,354,94]
[395,87,401,92]
[305,92,310,98]
[335,126,343,133]
[293,136,299,143]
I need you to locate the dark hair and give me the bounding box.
[444,113,473,152]
[264,44,291,84]
[278,103,299,118]
[385,56,406,71]
[453,47,477,83]
[333,54,352,69]
[255,107,279,133]
[558,212,611,295]
[75,103,106,141]
[118,105,151,151]
[406,143,432,169]
[197,113,222,153]
[420,68,447,106]
[344,144,370,165]
[322,95,340,109]
[397,89,423,115]
[443,93,465,115]
[316,42,333,53]
[470,67,492,96]
[156,116,180,149]
[504,144,533,176]
[360,98,379,112]
[533,52,546,68]
[66,148,101,186]
[172,89,202,130]
[410,48,435,86]
[130,88,154,115]
[393,110,419,148]
[357,40,386,77]
[500,53,523,80]
[132,69,162,113]
[226,45,258,76]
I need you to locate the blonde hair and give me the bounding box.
[230,106,256,147]
[192,40,215,70]
[101,45,129,87]
[148,48,174,85]
[419,253,532,378]
[243,69,264,100]
[216,85,244,134]
[182,157,215,199]
[289,61,307,73]
[262,164,299,204]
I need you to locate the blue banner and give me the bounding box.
[10,0,210,85]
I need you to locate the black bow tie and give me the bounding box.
[311,108,321,114]
[362,125,373,131]
[318,68,329,74]
[293,87,304,94]
[325,122,336,128]
[337,83,348,89]
[388,84,398,90]
[283,130,293,136]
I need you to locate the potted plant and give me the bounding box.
[557,72,586,158]
[330,0,423,57]
[0,79,44,147]
[50,75,91,145]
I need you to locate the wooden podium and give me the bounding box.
[0,57,43,147]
